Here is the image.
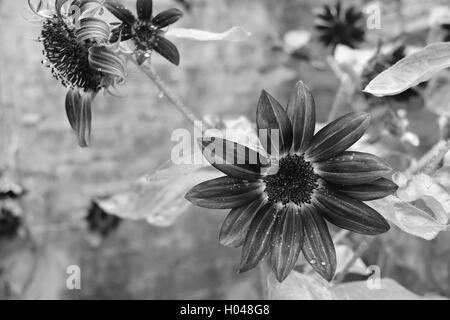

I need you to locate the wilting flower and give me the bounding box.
[0,202,22,239]
[185,81,396,282]
[314,1,365,50]
[86,200,121,236]
[29,0,125,147]
[105,0,183,65]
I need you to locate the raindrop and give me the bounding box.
[157,91,164,99]
[144,52,151,58]
[310,259,316,264]
[321,262,326,266]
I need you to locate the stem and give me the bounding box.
[334,240,370,284]
[327,82,347,122]
[139,61,205,132]
[409,139,450,175]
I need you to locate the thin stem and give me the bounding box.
[408,139,450,175]
[328,82,347,122]
[333,240,370,284]
[138,61,205,132]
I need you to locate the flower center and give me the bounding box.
[263,154,318,206]
[133,21,163,51]
[40,17,104,92]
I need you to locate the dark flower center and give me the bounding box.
[263,154,318,206]
[133,21,163,51]
[40,17,104,92]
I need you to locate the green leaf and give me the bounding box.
[364,42,450,97]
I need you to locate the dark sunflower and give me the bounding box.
[314,1,365,51]
[86,200,121,237]
[105,0,183,65]
[185,82,396,282]
[30,0,125,147]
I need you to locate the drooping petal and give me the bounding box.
[306,112,370,162]
[65,90,93,148]
[337,178,398,201]
[256,90,293,156]
[104,1,136,25]
[185,176,264,209]
[88,45,125,82]
[219,195,266,247]
[154,36,180,65]
[152,8,183,28]
[271,205,304,282]
[286,81,316,153]
[301,205,336,281]
[136,0,153,21]
[75,17,110,43]
[200,137,270,180]
[65,89,79,131]
[315,151,393,185]
[239,203,279,273]
[315,188,390,235]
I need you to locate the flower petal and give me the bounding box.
[219,195,266,247]
[154,36,180,65]
[88,45,125,82]
[65,90,93,148]
[256,90,293,156]
[76,17,110,43]
[239,203,279,273]
[315,151,393,185]
[301,205,336,281]
[315,188,390,235]
[104,1,136,25]
[185,176,263,209]
[110,25,133,43]
[337,178,398,201]
[200,137,270,180]
[286,81,316,153]
[306,112,370,162]
[271,205,304,282]
[152,8,183,28]
[136,0,153,21]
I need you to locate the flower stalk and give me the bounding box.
[139,61,205,131]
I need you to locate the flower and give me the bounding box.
[185,81,396,282]
[105,0,183,65]
[0,203,21,239]
[30,0,125,147]
[314,1,365,50]
[86,200,121,237]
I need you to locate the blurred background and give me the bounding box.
[0,0,449,299]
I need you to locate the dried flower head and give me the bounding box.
[30,0,125,147]
[185,82,396,282]
[105,0,183,65]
